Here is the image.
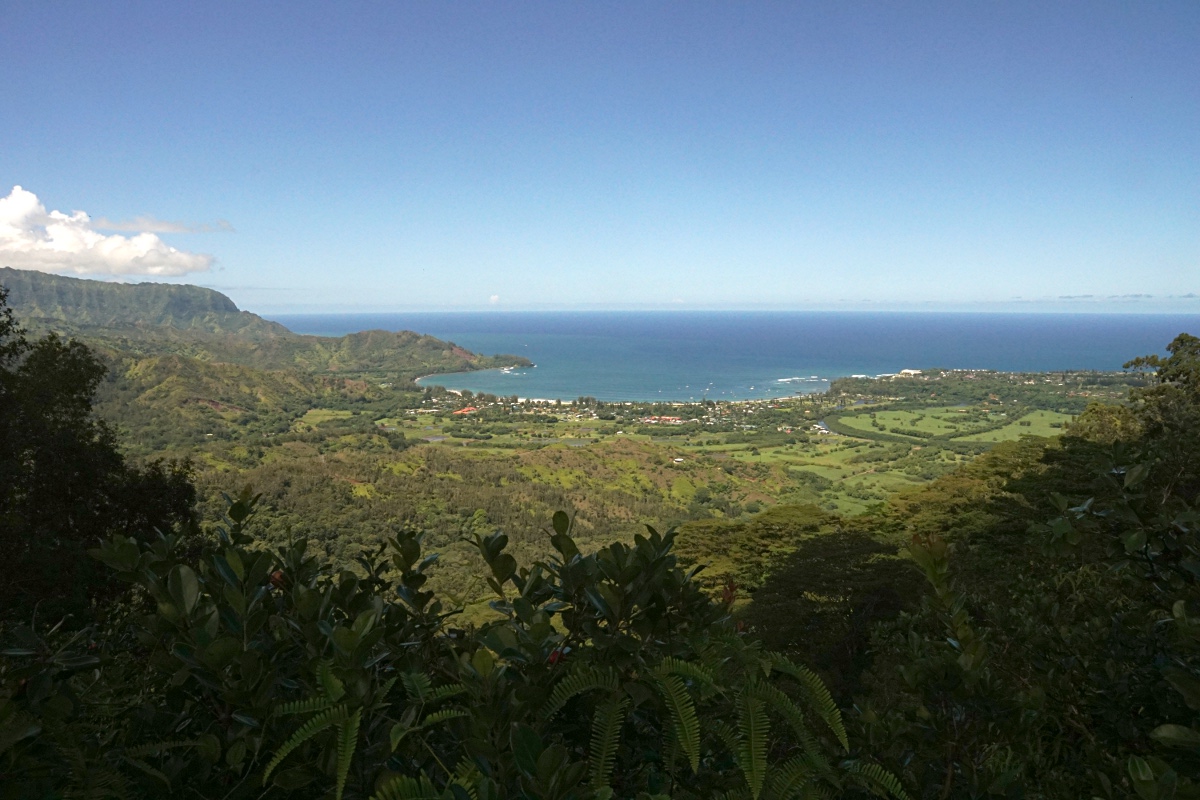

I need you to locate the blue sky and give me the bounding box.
[1,2,1197,312]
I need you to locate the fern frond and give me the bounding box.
[748,683,830,777]
[655,657,717,690]
[452,760,483,800]
[263,704,347,780]
[371,775,446,800]
[767,756,818,799]
[318,660,346,702]
[279,696,336,715]
[653,673,701,773]
[797,785,835,800]
[122,757,171,787]
[401,672,434,703]
[738,691,770,800]
[710,789,752,800]
[420,708,469,728]
[588,695,630,789]
[541,666,619,720]
[711,719,740,757]
[426,683,466,703]
[767,654,847,751]
[335,708,362,800]
[842,760,910,800]
[62,760,130,800]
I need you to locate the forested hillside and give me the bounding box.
[0,265,288,335]
[0,267,529,379]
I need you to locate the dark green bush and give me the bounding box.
[1,495,903,800]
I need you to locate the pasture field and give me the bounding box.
[956,409,1074,441]
[295,408,356,427]
[833,405,1029,441]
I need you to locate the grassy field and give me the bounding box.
[835,406,1015,439]
[956,410,1073,441]
[296,408,356,427]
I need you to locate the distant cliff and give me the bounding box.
[0,267,289,337]
[0,267,530,378]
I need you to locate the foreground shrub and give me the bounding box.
[1,492,903,799]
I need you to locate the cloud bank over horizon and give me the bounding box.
[0,186,214,277]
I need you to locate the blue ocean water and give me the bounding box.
[269,312,1200,402]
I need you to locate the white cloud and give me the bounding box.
[489,294,500,304]
[0,186,214,276]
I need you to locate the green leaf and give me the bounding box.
[196,733,221,764]
[1150,724,1200,750]
[169,565,200,615]
[552,510,570,536]
[201,637,242,670]
[471,648,494,676]
[1128,756,1156,790]
[490,553,517,584]
[272,767,316,790]
[226,738,247,767]
[511,724,543,776]
[1164,668,1200,711]
[224,548,246,580]
[90,537,141,573]
[1124,530,1148,553]
[1125,462,1151,489]
[211,555,241,588]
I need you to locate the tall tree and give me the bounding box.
[0,287,196,620]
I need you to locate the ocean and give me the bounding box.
[269,311,1200,402]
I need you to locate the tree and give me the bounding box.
[0,287,196,620]
[847,333,1200,798]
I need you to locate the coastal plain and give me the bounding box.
[0,267,1144,607]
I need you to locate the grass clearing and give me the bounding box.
[297,408,355,427]
[957,410,1074,442]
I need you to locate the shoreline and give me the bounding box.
[413,362,532,386]
[412,363,1139,406]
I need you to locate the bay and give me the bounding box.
[269,311,1200,402]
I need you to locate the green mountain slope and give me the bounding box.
[0,266,528,378]
[0,266,287,336]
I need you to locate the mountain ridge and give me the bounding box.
[0,266,288,337]
[0,267,530,378]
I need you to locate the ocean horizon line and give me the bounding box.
[267,310,1200,403]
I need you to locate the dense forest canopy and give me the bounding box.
[4,275,1200,799]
